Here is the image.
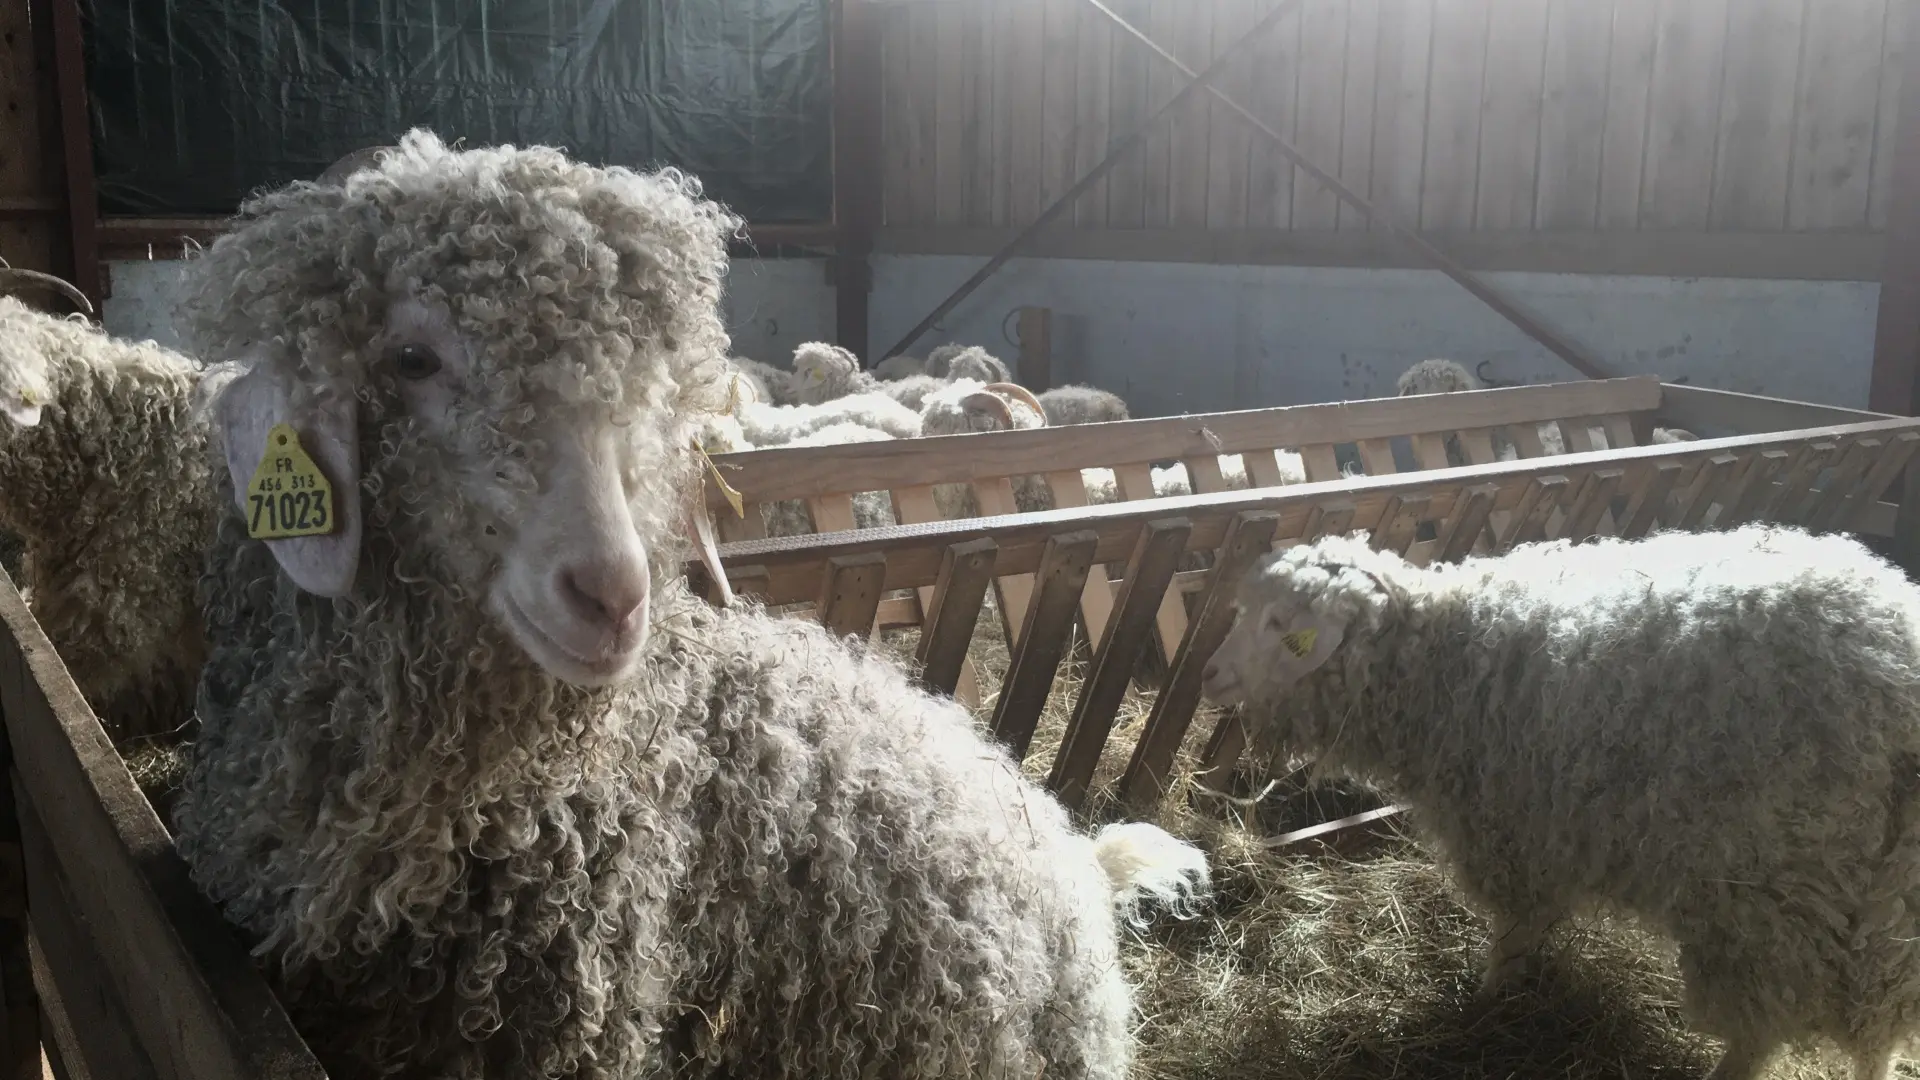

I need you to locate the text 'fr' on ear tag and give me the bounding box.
[1281,627,1318,659]
[245,423,338,540]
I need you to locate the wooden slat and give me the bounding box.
[1182,455,1229,493]
[1167,0,1213,229]
[1291,0,1347,230]
[973,478,1035,643]
[933,0,970,225]
[1410,433,1451,471]
[1370,0,1435,229]
[1673,453,1741,531]
[1719,448,1795,528]
[1620,460,1689,538]
[873,595,921,632]
[894,483,983,703]
[1511,422,1549,458]
[1868,0,1907,230]
[1139,0,1179,228]
[966,0,996,225]
[1710,0,1804,229]
[1300,444,1342,482]
[1122,511,1283,807]
[1474,0,1549,229]
[0,573,325,1080]
[1336,0,1382,232]
[1039,0,1081,212]
[989,531,1099,759]
[1601,413,1640,449]
[1436,483,1500,562]
[1372,494,1429,556]
[1421,0,1491,228]
[1004,0,1048,225]
[807,493,858,534]
[1049,519,1192,809]
[1837,430,1920,529]
[1598,0,1660,228]
[1560,469,1623,543]
[1244,0,1301,228]
[1640,0,1730,229]
[1535,0,1612,229]
[1045,469,1119,651]
[1244,449,1294,488]
[1558,420,1598,454]
[1498,475,1566,550]
[815,553,888,640]
[915,539,998,697]
[1789,0,1887,230]
[1356,438,1396,475]
[1073,0,1113,225]
[1806,439,1882,531]
[1204,0,1256,230]
[1106,0,1153,228]
[19,790,156,1080]
[1761,441,1839,523]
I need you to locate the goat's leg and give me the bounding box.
[1476,908,1558,999]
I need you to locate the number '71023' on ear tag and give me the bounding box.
[1281,627,1318,659]
[245,423,337,540]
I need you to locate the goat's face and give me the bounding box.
[367,298,669,686]
[197,129,740,689]
[1201,537,1393,708]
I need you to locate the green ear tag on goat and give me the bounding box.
[1280,627,1318,659]
[245,423,337,540]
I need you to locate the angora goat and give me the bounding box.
[1202,525,1920,1080]
[0,269,215,741]
[168,131,1208,1080]
[919,380,1053,519]
[1039,384,1131,427]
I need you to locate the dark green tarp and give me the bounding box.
[84,0,832,222]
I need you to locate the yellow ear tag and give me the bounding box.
[245,423,337,539]
[1280,627,1318,659]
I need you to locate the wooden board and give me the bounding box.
[1474,0,1551,229]
[1244,0,1302,228]
[1709,0,1805,229]
[1788,0,1888,230]
[0,571,325,1080]
[1204,0,1258,230]
[1534,0,1613,229]
[1290,0,1348,230]
[1640,0,1730,230]
[1368,0,1434,229]
[1073,0,1115,226]
[1420,0,1491,229]
[1335,0,1381,231]
[1597,0,1662,229]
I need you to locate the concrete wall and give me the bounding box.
[103,253,1879,417]
[101,256,837,371]
[871,255,1881,416]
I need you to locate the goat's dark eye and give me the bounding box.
[393,344,442,380]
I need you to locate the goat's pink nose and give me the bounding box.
[557,561,647,634]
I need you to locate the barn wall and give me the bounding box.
[880,0,1906,246]
[868,254,1878,414]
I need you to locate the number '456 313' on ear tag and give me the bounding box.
[245,423,337,540]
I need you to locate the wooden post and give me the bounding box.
[831,0,883,362]
[46,0,100,314]
[1874,5,1920,572]
[1016,306,1052,392]
[0,708,37,1080]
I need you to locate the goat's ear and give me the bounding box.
[1272,610,1347,686]
[211,360,363,598]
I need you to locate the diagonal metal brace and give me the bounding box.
[1083,0,1610,381]
[881,0,1311,363]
